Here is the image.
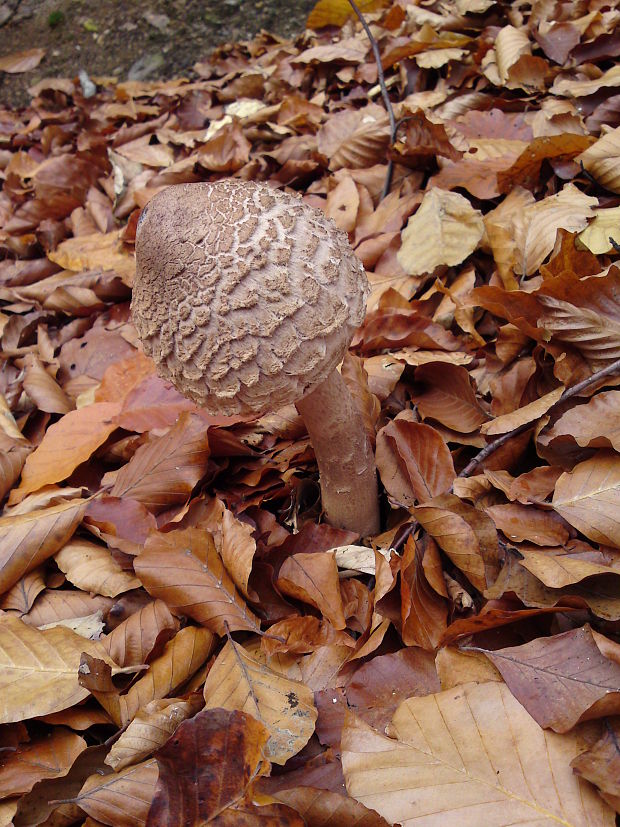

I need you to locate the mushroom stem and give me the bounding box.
[296,368,380,536]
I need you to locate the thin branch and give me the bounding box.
[457,356,620,479]
[348,0,396,199]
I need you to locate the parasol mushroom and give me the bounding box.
[132,180,380,536]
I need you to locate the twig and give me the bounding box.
[457,356,620,479]
[348,0,396,199]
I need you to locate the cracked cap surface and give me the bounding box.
[132,180,369,416]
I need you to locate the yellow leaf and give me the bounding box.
[577,206,620,253]
[397,189,484,276]
[0,615,116,724]
[203,639,317,764]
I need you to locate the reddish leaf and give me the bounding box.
[146,709,270,827]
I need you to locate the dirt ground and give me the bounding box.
[0,0,317,108]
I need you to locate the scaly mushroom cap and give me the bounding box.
[132,180,369,416]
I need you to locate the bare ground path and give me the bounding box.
[0,0,316,107]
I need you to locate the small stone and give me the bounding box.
[127,51,165,81]
[143,11,170,33]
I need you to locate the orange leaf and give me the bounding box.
[10,403,121,502]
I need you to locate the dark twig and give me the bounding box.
[348,0,396,199]
[457,356,620,479]
[609,236,620,253]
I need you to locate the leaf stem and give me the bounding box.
[347,0,396,199]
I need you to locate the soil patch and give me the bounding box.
[0,0,316,108]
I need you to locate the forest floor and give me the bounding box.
[0,0,316,107]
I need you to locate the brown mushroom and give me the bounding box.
[132,180,380,536]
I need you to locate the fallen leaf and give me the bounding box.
[277,551,346,629]
[203,639,317,764]
[0,498,86,594]
[10,403,120,501]
[571,719,620,799]
[135,527,261,634]
[55,538,140,597]
[75,758,157,827]
[341,682,613,826]
[110,412,210,514]
[479,626,620,732]
[105,695,204,771]
[397,188,484,276]
[0,48,45,73]
[0,615,116,724]
[553,451,620,549]
[376,412,455,508]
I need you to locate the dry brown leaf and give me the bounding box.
[435,646,502,690]
[317,105,390,171]
[0,48,45,73]
[341,682,613,826]
[0,498,86,595]
[400,536,448,650]
[481,386,564,435]
[375,411,455,509]
[577,126,620,193]
[518,546,620,587]
[0,566,45,614]
[411,362,488,432]
[0,728,85,798]
[537,271,620,372]
[48,230,136,286]
[147,708,277,827]
[397,188,484,276]
[553,451,620,549]
[101,599,178,668]
[0,614,116,724]
[307,0,388,28]
[571,719,620,799]
[495,25,531,83]
[75,758,158,827]
[22,354,73,415]
[485,503,570,545]
[513,185,598,276]
[273,786,391,826]
[577,206,620,253]
[478,626,620,732]
[105,695,204,771]
[97,625,214,727]
[277,551,346,629]
[203,639,317,764]
[261,616,355,656]
[134,527,260,634]
[55,538,140,597]
[10,403,120,502]
[414,494,499,591]
[110,411,210,514]
[542,391,620,452]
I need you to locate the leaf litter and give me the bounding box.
[1,0,620,825]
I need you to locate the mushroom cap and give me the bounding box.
[132,180,369,417]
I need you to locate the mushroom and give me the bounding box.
[132,180,380,536]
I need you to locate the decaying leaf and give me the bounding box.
[203,639,317,764]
